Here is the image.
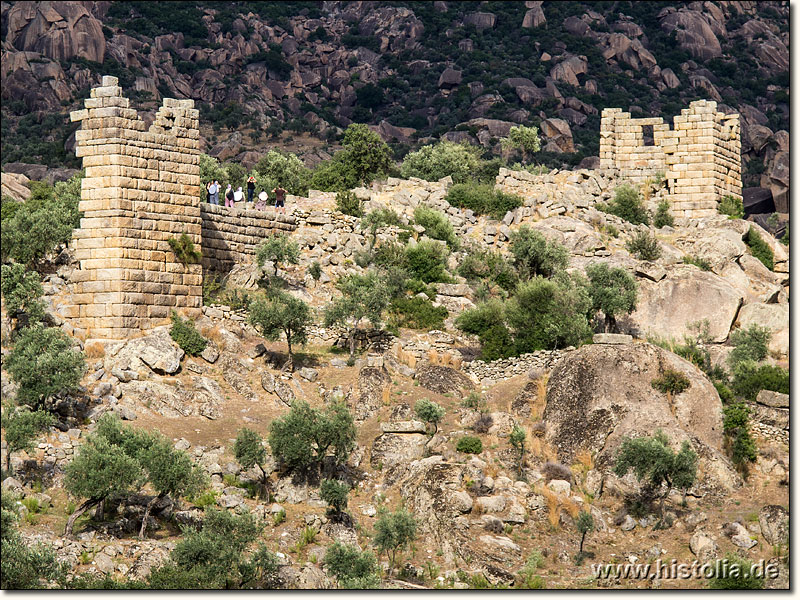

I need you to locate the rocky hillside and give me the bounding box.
[0,1,789,211]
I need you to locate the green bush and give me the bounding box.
[457,245,518,292]
[415,398,446,435]
[707,554,764,589]
[455,299,514,361]
[268,401,356,471]
[653,199,674,228]
[626,231,662,261]
[167,233,202,265]
[256,233,301,277]
[414,205,459,250]
[324,542,380,589]
[308,261,322,280]
[445,183,523,220]
[744,227,774,271]
[731,361,788,401]
[456,436,483,454]
[682,255,711,271]
[169,311,207,356]
[1,407,55,474]
[728,324,771,366]
[335,190,363,217]
[372,507,417,575]
[717,195,744,219]
[605,184,650,225]
[254,150,311,196]
[585,262,637,333]
[320,478,350,516]
[5,325,86,411]
[1,263,46,326]
[501,125,541,163]
[400,141,482,183]
[651,369,691,395]
[249,291,311,360]
[1,175,82,267]
[509,225,568,279]
[388,296,448,330]
[404,240,450,283]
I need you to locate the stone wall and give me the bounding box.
[600,99,742,217]
[66,76,202,344]
[201,204,297,273]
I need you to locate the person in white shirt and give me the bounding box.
[256,190,268,210]
[233,186,244,204]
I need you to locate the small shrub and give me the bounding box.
[605,184,650,225]
[456,245,518,292]
[653,199,674,228]
[626,231,662,261]
[651,369,691,395]
[170,311,207,356]
[414,205,459,250]
[1,263,46,326]
[456,436,483,454]
[718,195,744,219]
[542,461,572,482]
[320,479,350,517]
[308,261,322,281]
[400,141,482,183]
[388,296,448,330]
[404,240,450,283]
[167,233,202,265]
[414,399,446,435]
[191,490,219,509]
[744,227,774,271]
[682,255,711,271]
[445,183,523,220]
[728,324,771,366]
[731,361,788,401]
[707,553,764,589]
[272,508,286,526]
[473,414,493,434]
[335,190,363,217]
[509,226,569,279]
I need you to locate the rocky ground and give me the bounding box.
[0,166,790,589]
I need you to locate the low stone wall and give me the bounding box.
[463,349,569,383]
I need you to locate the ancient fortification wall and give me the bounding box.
[66,76,202,344]
[599,99,742,217]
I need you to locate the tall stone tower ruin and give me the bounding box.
[65,76,203,346]
[600,99,742,217]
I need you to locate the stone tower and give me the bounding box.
[599,99,742,217]
[65,76,203,347]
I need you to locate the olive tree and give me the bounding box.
[256,233,300,278]
[5,325,86,411]
[414,399,445,436]
[509,225,569,279]
[320,478,350,520]
[234,428,270,499]
[509,424,527,479]
[1,263,46,328]
[249,291,311,369]
[575,510,594,555]
[501,125,541,163]
[613,430,698,519]
[373,507,417,575]
[1,405,55,474]
[585,262,637,333]
[324,270,389,357]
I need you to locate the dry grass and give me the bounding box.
[575,449,594,471]
[531,375,548,419]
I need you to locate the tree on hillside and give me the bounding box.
[372,507,417,576]
[1,405,55,475]
[320,478,350,520]
[585,262,638,333]
[5,325,86,411]
[509,225,569,279]
[501,125,541,163]
[399,140,482,183]
[248,291,311,370]
[340,123,392,185]
[255,232,300,279]
[254,150,311,196]
[324,541,380,589]
[268,401,356,472]
[1,263,46,328]
[613,430,698,520]
[234,428,270,499]
[414,399,445,436]
[64,434,145,536]
[575,510,594,556]
[509,424,527,479]
[324,270,389,357]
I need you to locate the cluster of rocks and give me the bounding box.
[462,350,570,385]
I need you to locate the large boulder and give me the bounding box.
[105,328,184,377]
[736,302,789,357]
[539,118,575,153]
[351,366,391,421]
[627,265,743,343]
[544,343,738,494]
[758,505,789,546]
[1,172,32,201]
[660,10,722,60]
[415,364,473,397]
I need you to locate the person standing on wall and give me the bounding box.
[209,180,220,205]
[225,183,234,207]
[234,186,244,207]
[273,185,287,215]
[256,189,268,211]
[247,175,256,205]
[206,181,212,203]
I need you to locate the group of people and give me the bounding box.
[206,175,287,214]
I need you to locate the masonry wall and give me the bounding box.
[600,99,742,217]
[65,76,203,343]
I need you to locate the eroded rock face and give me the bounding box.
[415,364,474,396]
[660,10,722,61]
[105,328,184,377]
[628,265,743,343]
[350,365,391,421]
[544,343,738,493]
[6,2,106,63]
[758,505,789,546]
